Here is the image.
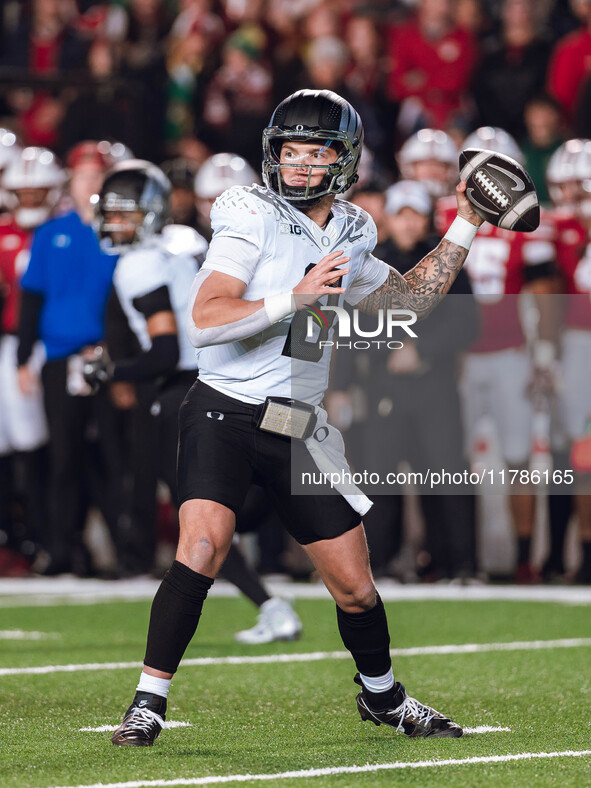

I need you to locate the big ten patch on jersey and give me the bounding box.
[280,221,302,236]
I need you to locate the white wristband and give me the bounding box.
[444,216,479,250]
[264,292,296,324]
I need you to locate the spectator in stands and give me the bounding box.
[115,0,172,160]
[265,2,305,104]
[521,93,565,204]
[547,0,591,126]
[16,141,119,576]
[473,0,554,140]
[164,13,223,145]
[119,0,173,77]
[202,28,273,166]
[60,38,150,159]
[1,0,87,73]
[301,1,343,44]
[1,0,88,149]
[344,15,398,167]
[299,36,387,162]
[454,0,492,38]
[386,0,477,135]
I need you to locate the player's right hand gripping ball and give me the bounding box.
[459,148,540,232]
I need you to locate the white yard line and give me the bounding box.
[49,749,591,788]
[0,630,56,640]
[0,577,590,606]
[1,638,590,677]
[79,722,509,735]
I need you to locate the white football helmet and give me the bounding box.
[397,129,459,198]
[0,129,21,171]
[194,153,259,225]
[194,153,259,199]
[546,138,589,210]
[463,126,525,166]
[2,147,65,228]
[0,129,23,211]
[570,139,591,220]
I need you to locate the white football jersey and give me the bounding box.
[196,185,389,404]
[114,228,207,371]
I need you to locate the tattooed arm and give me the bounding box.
[357,182,484,319]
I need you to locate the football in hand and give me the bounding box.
[459,148,540,232]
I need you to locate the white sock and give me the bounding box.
[136,672,171,699]
[360,668,394,693]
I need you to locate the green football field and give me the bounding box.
[0,590,590,788]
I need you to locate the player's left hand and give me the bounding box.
[456,180,485,227]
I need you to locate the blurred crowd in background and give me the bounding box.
[1,0,591,589]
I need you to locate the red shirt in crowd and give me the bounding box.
[547,28,591,121]
[387,20,476,129]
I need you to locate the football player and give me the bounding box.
[112,89,483,746]
[0,146,61,573]
[397,128,459,200]
[437,126,556,583]
[539,139,589,581]
[551,139,591,583]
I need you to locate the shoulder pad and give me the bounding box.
[210,185,265,246]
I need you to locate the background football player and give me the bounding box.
[550,139,591,583]
[397,128,459,200]
[0,146,62,574]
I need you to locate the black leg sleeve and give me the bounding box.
[336,594,391,677]
[144,560,214,673]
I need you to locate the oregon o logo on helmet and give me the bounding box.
[305,305,418,350]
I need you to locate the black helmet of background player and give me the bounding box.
[262,89,364,208]
[95,159,171,250]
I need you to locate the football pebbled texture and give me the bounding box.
[459,148,540,232]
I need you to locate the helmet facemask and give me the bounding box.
[262,128,359,207]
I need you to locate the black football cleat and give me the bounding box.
[111,692,167,747]
[354,674,463,738]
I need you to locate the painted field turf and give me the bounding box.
[0,597,589,788]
